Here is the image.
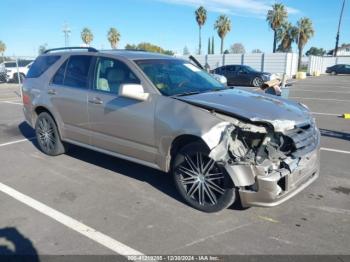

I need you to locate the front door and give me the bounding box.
[87,56,157,164]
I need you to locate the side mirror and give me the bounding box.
[119,84,149,101]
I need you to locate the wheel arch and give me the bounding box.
[167,134,208,172]
[33,106,64,139]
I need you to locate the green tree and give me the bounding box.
[214,15,231,54]
[0,41,6,62]
[295,18,315,70]
[230,43,246,54]
[277,22,298,52]
[125,44,137,50]
[305,47,326,56]
[266,3,288,53]
[252,49,262,53]
[81,28,94,46]
[208,38,211,54]
[38,43,48,55]
[195,6,207,55]
[212,36,215,54]
[107,27,121,49]
[125,42,174,55]
[183,46,190,55]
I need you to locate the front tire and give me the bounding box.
[172,142,237,213]
[331,71,337,75]
[252,77,263,87]
[35,112,66,156]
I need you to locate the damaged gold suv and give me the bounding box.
[22,47,320,213]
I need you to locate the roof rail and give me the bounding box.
[100,49,147,52]
[44,47,98,54]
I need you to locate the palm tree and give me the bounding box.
[0,41,6,62]
[214,15,231,54]
[295,18,315,70]
[81,28,94,46]
[195,6,207,55]
[108,27,121,49]
[277,22,298,52]
[266,3,288,53]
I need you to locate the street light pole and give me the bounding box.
[334,0,346,57]
[63,22,71,47]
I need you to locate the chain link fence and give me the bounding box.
[0,56,37,85]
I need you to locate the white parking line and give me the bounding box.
[0,101,23,105]
[290,97,350,102]
[0,182,143,256]
[321,147,350,154]
[312,112,341,116]
[0,138,35,148]
[292,89,350,94]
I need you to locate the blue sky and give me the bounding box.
[1,0,349,56]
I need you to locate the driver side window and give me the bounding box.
[94,57,140,94]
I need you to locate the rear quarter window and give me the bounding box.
[26,55,60,78]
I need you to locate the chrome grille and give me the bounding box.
[284,122,319,158]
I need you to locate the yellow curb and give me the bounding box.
[343,114,350,119]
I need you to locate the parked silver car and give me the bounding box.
[22,47,320,212]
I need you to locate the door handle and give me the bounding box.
[88,97,103,105]
[47,89,57,95]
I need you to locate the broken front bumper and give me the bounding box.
[238,147,320,207]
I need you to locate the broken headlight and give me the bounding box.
[228,129,266,163]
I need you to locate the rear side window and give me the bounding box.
[52,60,68,85]
[64,55,93,89]
[227,66,237,72]
[27,56,60,78]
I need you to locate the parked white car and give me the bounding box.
[0,60,33,83]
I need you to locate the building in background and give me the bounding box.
[328,44,350,56]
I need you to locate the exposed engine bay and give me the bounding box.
[206,113,319,193]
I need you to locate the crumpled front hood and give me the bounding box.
[177,89,312,132]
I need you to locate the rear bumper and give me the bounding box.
[239,148,320,207]
[23,106,35,128]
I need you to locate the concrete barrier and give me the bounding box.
[296,72,307,80]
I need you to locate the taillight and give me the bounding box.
[22,93,31,105]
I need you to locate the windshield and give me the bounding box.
[135,59,225,96]
[5,62,16,68]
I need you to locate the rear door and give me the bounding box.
[225,65,238,85]
[87,56,157,164]
[49,55,94,144]
[236,66,251,85]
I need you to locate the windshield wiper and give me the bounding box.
[173,91,202,97]
[173,88,226,97]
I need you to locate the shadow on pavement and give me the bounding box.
[320,128,350,142]
[18,121,247,211]
[0,227,39,261]
[18,122,36,139]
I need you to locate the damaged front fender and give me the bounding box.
[200,118,269,188]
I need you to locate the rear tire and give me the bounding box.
[35,112,66,156]
[172,142,237,213]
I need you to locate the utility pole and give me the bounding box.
[62,22,71,47]
[334,0,346,57]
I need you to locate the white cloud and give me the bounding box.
[154,0,299,17]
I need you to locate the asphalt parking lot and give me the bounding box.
[0,75,349,258]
